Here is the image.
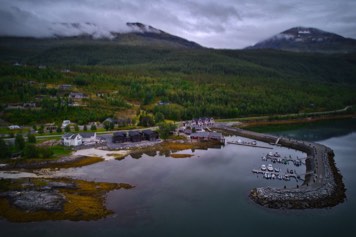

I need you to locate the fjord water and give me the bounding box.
[1,119,355,237]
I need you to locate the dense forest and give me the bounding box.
[0,40,355,125]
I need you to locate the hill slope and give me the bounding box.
[247,27,356,53]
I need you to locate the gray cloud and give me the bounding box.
[0,0,355,48]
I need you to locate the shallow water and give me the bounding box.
[1,119,355,237]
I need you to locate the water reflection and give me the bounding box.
[1,120,355,237]
[251,118,356,141]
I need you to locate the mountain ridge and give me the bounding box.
[247,26,356,53]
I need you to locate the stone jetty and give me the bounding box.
[215,124,346,209]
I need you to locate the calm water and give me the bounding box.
[1,119,355,237]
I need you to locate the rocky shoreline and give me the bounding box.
[215,124,346,209]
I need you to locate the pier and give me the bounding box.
[227,141,273,149]
[214,123,346,209]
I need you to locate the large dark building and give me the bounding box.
[112,132,127,143]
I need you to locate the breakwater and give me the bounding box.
[215,124,346,209]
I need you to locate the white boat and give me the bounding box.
[274,152,281,157]
[237,139,243,144]
[264,172,268,179]
[268,152,273,157]
[261,164,266,171]
[267,164,274,172]
[262,156,267,161]
[271,173,276,179]
[252,141,257,146]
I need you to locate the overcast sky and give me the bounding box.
[0,0,355,49]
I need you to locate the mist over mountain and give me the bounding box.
[247,27,356,53]
[0,22,201,49]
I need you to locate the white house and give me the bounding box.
[62,133,83,147]
[69,92,88,99]
[62,120,71,129]
[79,132,97,144]
[8,125,21,130]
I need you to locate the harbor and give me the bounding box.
[214,123,346,209]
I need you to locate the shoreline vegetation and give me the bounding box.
[0,178,134,222]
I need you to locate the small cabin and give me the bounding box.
[129,131,142,142]
[112,132,127,143]
[142,130,159,141]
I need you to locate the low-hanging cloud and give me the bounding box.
[0,0,355,49]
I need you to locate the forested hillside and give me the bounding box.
[0,37,355,125]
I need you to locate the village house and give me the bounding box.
[79,132,97,144]
[8,125,20,130]
[58,84,72,90]
[62,120,71,129]
[142,130,159,141]
[62,133,83,147]
[103,117,117,125]
[183,117,215,130]
[69,92,88,99]
[112,131,127,143]
[45,123,57,132]
[23,102,36,108]
[129,131,142,142]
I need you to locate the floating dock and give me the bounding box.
[227,141,273,149]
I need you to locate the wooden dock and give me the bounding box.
[227,141,273,149]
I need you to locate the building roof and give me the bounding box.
[113,131,126,137]
[79,132,95,138]
[62,133,81,140]
[129,131,142,136]
[142,129,157,135]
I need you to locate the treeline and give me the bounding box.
[0,134,53,160]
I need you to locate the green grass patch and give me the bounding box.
[49,145,72,158]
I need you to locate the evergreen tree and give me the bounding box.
[56,126,62,133]
[65,125,71,133]
[38,125,44,134]
[39,147,54,159]
[158,122,177,140]
[0,139,10,159]
[90,124,97,131]
[83,124,88,131]
[28,133,36,143]
[24,144,39,158]
[154,112,165,123]
[15,134,25,151]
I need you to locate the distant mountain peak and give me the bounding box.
[247,26,356,53]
